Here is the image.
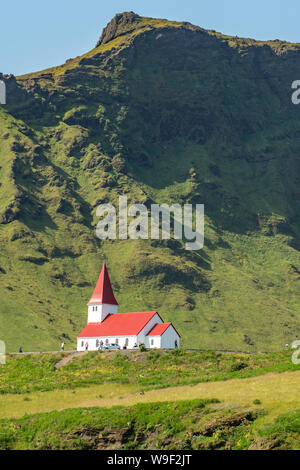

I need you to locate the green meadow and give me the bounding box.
[0,349,300,449]
[0,349,299,395]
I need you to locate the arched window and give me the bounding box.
[115,338,118,344]
[96,339,99,348]
[105,339,109,344]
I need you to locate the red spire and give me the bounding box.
[88,263,118,305]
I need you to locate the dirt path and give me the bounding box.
[55,351,87,369]
[9,350,76,356]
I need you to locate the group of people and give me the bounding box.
[59,341,147,352]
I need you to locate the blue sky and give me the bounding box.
[2,0,300,76]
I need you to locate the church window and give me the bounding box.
[151,339,154,346]
[115,338,119,344]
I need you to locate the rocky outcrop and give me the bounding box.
[96,11,141,46]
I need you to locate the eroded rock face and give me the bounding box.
[70,426,135,450]
[96,11,141,46]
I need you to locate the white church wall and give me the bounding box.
[160,325,180,349]
[145,326,180,349]
[77,335,138,351]
[145,335,161,348]
[137,313,162,345]
[87,303,118,323]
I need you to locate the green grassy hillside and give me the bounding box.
[4,399,300,450]
[2,400,300,450]
[1,12,300,351]
[0,400,262,450]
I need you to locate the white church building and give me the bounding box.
[77,264,181,351]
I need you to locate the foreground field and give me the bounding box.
[1,350,299,449]
[1,370,300,422]
[1,398,300,450]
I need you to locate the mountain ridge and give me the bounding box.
[9,11,300,83]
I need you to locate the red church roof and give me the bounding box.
[78,311,159,337]
[147,322,172,336]
[88,263,118,305]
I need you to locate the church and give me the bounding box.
[77,264,181,351]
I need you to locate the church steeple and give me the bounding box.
[87,264,118,323]
[88,263,118,306]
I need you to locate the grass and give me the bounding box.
[257,410,300,449]
[0,399,243,450]
[0,349,299,396]
[0,394,300,450]
[0,350,299,449]
[0,383,138,419]
[1,368,300,422]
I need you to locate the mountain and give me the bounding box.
[1,12,300,351]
